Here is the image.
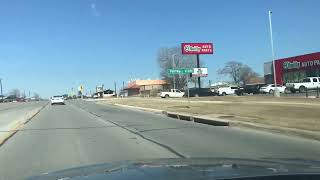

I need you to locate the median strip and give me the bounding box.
[0,103,47,146]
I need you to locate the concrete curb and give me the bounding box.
[109,103,230,126]
[112,103,165,114]
[107,103,320,141]
[0,103,47,146]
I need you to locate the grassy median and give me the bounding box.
[98,96,320,132]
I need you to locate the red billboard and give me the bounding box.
[181,43,214,55]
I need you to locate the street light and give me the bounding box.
[268,10,279,96]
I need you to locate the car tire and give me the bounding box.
[165,94,169,98]
[299,86,306,93]
[194,93,199,97]
[269,89,274,94]
[222,92,227,96]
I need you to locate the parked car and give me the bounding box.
[51,95,65,105]
[160,89,185,98]
[286,77,320,93]
[259,84,286,94]
[188,88,217,97]
[243,83,266,94]
[217,86,239,96]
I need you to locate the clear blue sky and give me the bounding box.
[0,0,319,97]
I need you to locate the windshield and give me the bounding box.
[1,1,320,179]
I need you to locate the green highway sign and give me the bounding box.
[167,68,193,75]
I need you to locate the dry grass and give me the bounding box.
[99,97,320,131]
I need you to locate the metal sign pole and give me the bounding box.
[187,74,190,106]
[196,54,201,89]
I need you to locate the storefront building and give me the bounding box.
[264,52,320,85]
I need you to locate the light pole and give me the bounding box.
[172,54,178,89]
[268,10,278,96]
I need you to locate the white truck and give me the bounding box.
[160,89,185,98]
[286,77,320,93]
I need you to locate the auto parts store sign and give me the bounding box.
[283,59,320,70]
[181,43,214,54]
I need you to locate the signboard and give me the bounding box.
[168,68,193,75]
[192,68,208,77]
[283,59,320,70]
[181,43,214,54]
[96,86,103,93]
[78,85,84,93]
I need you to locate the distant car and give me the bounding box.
[51,96,65,105]
[217,86,239,96]
[259,84,286,94]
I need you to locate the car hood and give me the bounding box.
[28,158,320,180]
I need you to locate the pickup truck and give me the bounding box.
[286,77,320,93]
[160,89,185,98]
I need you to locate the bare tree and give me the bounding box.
[218,61,260,85]
[9,89,20,98]
[33,92,40,99]
[157,47,202,89]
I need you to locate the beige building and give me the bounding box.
[123,80,170,97]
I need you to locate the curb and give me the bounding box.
[109,103,230,126]
[0,103,47,146]
[107,103,320,141]
[112,103,165,114]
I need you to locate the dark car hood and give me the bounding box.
[28,158,320,180]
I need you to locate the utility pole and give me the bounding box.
[122,81,125,90]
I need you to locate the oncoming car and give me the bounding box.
[51,95,65,105]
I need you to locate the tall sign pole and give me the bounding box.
[196,54,201,88]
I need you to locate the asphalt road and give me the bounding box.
[1,100,320,179]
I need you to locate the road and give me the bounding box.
[1,100,320,179]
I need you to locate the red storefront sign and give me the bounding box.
[274,52,320,84]
[181,43,214,54]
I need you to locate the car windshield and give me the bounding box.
[1,1,320,180]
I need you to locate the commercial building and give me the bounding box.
[264,52,320,84]
[122,80,170,97]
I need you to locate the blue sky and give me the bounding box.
[0,0,319,97]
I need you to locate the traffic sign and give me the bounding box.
[168,68,193,75]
